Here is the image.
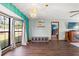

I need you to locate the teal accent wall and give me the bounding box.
[1,3,29,41]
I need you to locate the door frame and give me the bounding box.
[51,21,59,41]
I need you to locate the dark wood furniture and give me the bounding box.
[65,30,75,42]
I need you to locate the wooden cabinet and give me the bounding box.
[65,30,75,42]
[65,32,69,42]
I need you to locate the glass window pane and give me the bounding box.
[4,17,9,47]
[0,16,4,31]
[14,20,22,43]
[4,17,9,30]
[0,16,5,49]
[0,16,10,50]
[15,32,19,43]
[0,33,5,49]
[18,32,22,42]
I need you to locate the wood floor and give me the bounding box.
[3,40,79,56]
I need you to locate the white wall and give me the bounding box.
[59,19,66,40]
[29,19,51,40]
[29,18,67,40]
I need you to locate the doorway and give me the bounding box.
[51,22,59,41]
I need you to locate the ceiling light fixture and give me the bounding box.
[70,10,79,17]
[44,3,48,7]
[29,7,38,18]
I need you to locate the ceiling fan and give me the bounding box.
[70,10,79,17]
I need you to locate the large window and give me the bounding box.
[0,16,10,50]
[14,20,23,43]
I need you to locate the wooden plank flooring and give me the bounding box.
[3,40,79,56]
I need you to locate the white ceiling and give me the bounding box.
[13,3,79,20]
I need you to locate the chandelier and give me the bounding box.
[29,7,38,18]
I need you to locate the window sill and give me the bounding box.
[2,46,11,56]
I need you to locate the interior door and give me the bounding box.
[51,22,59,40]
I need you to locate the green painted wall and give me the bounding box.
[1,3,29,41]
